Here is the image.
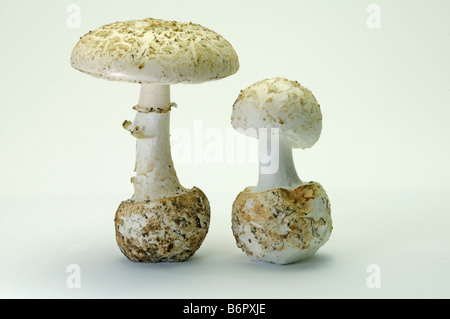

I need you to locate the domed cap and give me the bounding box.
[71,18,239,84]
[231,77,322,149]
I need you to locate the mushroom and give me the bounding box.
[230,77,332,264]
[71,18,239,262]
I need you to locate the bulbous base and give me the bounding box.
[232,182,332,265]
[115,187,210,262]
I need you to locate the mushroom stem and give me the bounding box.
[125,83,186,201]
[255,130,302,192]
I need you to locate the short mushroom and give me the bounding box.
[230,77,332,264]
[71,18,239,262]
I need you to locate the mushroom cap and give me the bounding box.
[71,18,239,84]
[231,77,322,149]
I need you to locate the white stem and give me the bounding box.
[125,83,186,201]
[255,130,302,192]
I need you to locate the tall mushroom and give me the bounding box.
[71,18,239,262]
[231,77,332,264]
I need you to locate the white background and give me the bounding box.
[0,0,449,298]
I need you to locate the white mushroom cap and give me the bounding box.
[71,18,239,84]
[231,77,322,149]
